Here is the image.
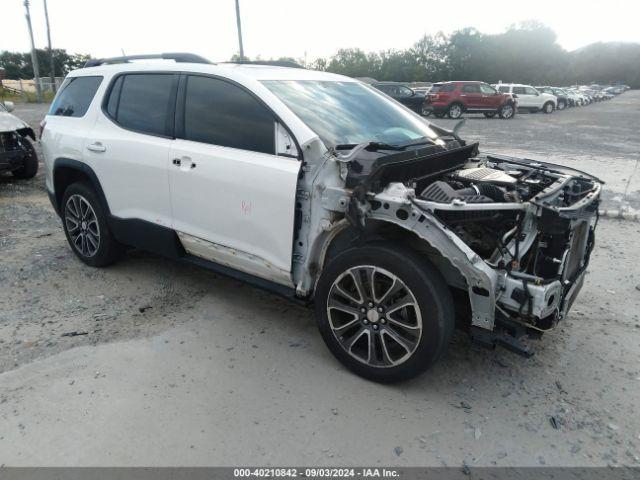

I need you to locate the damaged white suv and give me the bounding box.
[42,54,601,382]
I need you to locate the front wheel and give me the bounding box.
[557,100,566,110]
[61,182,123,267]
[499,103,515,119]
[314,243,454,383]
[543,102,555,114]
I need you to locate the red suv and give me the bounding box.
[424,81,517,119]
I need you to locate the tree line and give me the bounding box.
[0,49,90,79]
[2,23,638,87]
[280,22,640,88]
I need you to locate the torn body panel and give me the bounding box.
[293,137,601,344]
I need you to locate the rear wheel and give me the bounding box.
[498,103,515,119]
[61,182,122,267]
[314,243,454,383]
[447,103,463,119]
[11,139,38,179]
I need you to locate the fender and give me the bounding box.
[52,157,111,215]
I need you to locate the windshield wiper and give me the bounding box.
[335,140,432,152]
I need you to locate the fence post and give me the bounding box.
[19,79,27,102]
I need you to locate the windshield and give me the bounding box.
[262,80,439,148]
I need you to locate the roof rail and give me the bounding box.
[84,52,213,68]
[226,60,305,69]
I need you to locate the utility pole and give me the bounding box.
[24,0,43,102]
[235,0,245,60]
[43,0,56,93]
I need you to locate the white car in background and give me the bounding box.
[495,84,557,114]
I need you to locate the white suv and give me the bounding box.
[42,53,601,382]
[495,84,557,114]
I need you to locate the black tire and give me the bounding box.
[11,138,38,179]
[557,100,566,110]
[314,242,455,383]
[433,111,446,118]
[421,106,432,117]
[61,182,122,267]
[543,101,555,114]
[483,112,497,118]
[499,103,516,119]
[447,103,463,119]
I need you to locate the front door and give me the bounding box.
[168,74,301,285]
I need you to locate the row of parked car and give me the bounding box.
[372,80,630,120]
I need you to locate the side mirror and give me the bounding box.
[3,101,15,112]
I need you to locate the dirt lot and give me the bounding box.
[0,94,639,467]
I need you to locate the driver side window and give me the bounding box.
[480,84,497,94]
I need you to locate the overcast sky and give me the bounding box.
[3,0,639,62]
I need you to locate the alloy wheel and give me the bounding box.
[65,194,101,257]
[501,104,514,118]
[449,104,462,119]
[326,266,422,368]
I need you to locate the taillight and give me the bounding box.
[39,120,46,140]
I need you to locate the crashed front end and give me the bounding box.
[342,142,601,355]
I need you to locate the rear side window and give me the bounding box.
[105,73,176,136]
[440,84,456,92]
[462,84,480,93]
[49,76,102,117]
[498,86,510,93]
[512,87,526,95]
[182,75,275,154]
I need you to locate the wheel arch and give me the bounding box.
[52,158,110,215]
[315,220,468,297]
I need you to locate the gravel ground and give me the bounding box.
[0,94,638,467]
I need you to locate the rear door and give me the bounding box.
[168,74,301,285]
[86,73,177,226]
[512,86,533,107]
[460,84,483,109]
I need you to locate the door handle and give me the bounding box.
[87,142,106,153]
[173,156,196,169]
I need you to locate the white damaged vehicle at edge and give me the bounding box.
[0,101,39,179]
[41,54,602,382]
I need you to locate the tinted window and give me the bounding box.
[429,84,442,93]
[49,76,102,117]
[525,87,538,95]
[107,74,175,136]
[462,84,480,93]
[183,75,275,154]
[398,86,413,97]
[498,86,509,93]
[440,84,456,92]
[512,87,526,95]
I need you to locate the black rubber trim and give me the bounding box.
[107,216,186,259]
[52,158,110,216]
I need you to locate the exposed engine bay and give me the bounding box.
[330,139,602,355]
